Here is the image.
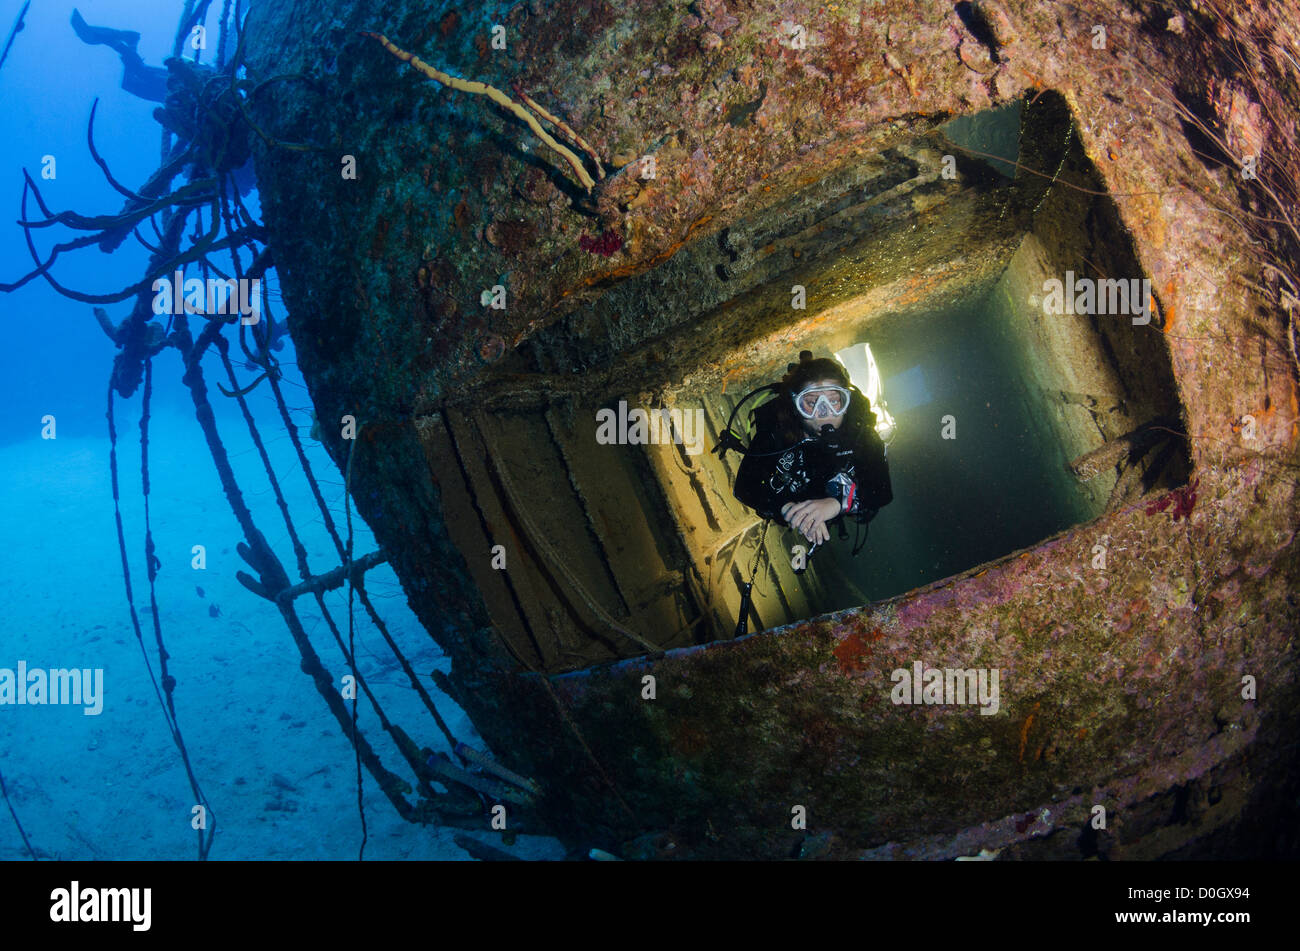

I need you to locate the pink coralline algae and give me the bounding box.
[579,229,623,256]
[1146,478,1199,521]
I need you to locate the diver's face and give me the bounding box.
[796,378,849,433]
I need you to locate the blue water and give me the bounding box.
[818,296,1099,609]
[0,0,558,860]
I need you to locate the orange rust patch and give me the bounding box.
[832,627,883,674]
[1019,68,1050,92]
[1160,279,1177,332]
[1018,701,1041,763]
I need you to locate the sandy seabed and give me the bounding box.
[0,389,564,862]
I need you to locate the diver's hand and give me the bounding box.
[781,498,841,545]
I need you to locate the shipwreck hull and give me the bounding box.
[440,491,1298,859]
[242,0,1300,858]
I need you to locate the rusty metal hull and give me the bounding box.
[240,0,1300,858]
[442,492,1299,859]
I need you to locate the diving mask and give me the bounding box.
[793,384,851,420]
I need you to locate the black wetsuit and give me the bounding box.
[71,9,170,103]
[733,395,892,529]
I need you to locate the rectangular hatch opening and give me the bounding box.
[428,91,1190,672]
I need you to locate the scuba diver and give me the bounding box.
[726,350,893,558]
[70,8,170,103]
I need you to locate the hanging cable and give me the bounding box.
[344,433,367,860]
[108,366,215,860]
[0,768,36,860]
[214,337,435,794]
[262,365,463,756]
[733,519,770,638]
[172,309,417,821]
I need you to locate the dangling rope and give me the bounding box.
[344,432,367,860]
[108,364,215,860]
[262,357,463,755]
[173,310,417,821]
[209,309,473,839]
[211,266,464,762]
[733,519,770,638]
[50,0,473,857]
[0,767,36,860]
[141,357,216,857]
[211,336,438,797]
